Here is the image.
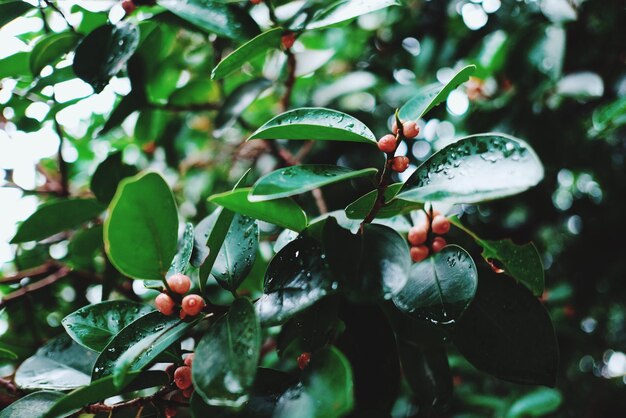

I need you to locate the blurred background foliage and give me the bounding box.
[0,0,625,416]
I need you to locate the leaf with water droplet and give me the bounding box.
[306,0,401,30]
[166,222,195,278]
[0,391,65,418]
[344,183,424,220]
[393,245,478,325]
[398,134,544,204]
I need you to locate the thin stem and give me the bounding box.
[43,0,77,33]
[0,266,72,309]
[53,120,69,197]
[0,261,59,284]
[280,50,297,112]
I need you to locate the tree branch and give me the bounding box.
[43,0,76,33]
[0,266,72,309]
[280,50,297,112]
[0,261,60,285]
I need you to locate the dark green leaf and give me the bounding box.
[0,51,29,79]
[194,207,233,271]
[505,388,562,418]
[169,78,220,106]
[0,391,64,418]
[100,91,146,135]
[398,134,544,204]
[90,151,137,204]
[344,183,423,220]
[134,109,169,143]
[215,78,272,135]
[248,108,376,144]
[255,237,336,326]
[210,188,307,232]
[167,222,195,278]
[67,225,103,268]
[251,165,377,202]
[212,28,283,80]
[11,198,104,243]
[30,31,81,76]
[306,0,400,30]
[15,335,97,390]
[73,22,140,92]
[0,347,18,360]
[104,171,179,281]
[399,65,476,121]
[393,245,478,325]
[0,1,34,30]
[62,301,154,352]
[452,269,559,386]
[193,298,261,407]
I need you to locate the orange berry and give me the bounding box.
[182,387,194,398]
[391,156,410,172]
[167,273,191,295]
[121,0,136,15]
[431,237,447,253]
[281,32,296,49]
[410,245,429,263]
[184,353,194,367]
[377,134,397,153]
[297,352,311,370]
[408,225,428,246]
[174,366,192,390]
[250,0,263,4]
[155,293,175,316]
[181,294,206,317]
[165,406,177,418]
[403,121,419,138]
[431,215,450,235]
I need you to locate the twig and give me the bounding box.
[80,387,187,414]
[280,50,297,112]
[0,266,72,309]
[53,120,69,197]
[0,261,59,284]
[43,0,76,33]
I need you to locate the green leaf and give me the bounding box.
[398,65,476,121]
[30,31,81,76]
[212,28,282,80]
[472,30,509,78]
[92,311,199,384]
[323,219,410,301]
[398,134,544,204]
[157,0,259,40]
[248,108,376,144]
[62,301,154,352]
[0,51,29,79]
[169,78,220,106]
[15,335,97,391]
[104,171,179,281]
[344,183,423,220]
[215,78,272,135]
[256,237,336,326]
[167,222,195,278]
[451,217,544,296]
[0,391,64,418]
[67,225,103,268]
[11,198,104,243]
[73,22,140,92]
[274,347,354,418]
[0,347,18,360]
[90,151,137,204]
[505,388,562,418]
[251,165,377,202]
[210,188,307,232]
[0,1,34,30]
[306,0,400,30]
[44,371,169,418]
[193,298,261,407]
[393,245,478,325]
[100,90,146,135]
[452,269,559,386]
[134,109,169,143]
[195,208,234,280]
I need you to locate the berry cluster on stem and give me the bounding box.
[155,273,206,319]
[408,208,451,263]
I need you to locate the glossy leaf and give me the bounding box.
[344,183,423,219]
[215,78,272,136]
[248,108,376,144]
[44,371,169,418]
[99,90,146,135]
[15,335,97,391]
[167,222,195,278]
[62,301,154,352]
[0,391,64,418]
[195,207,235,281]
[399,65,476,121]
[212,28,282,80]
[393,245,478,325]
[30,32,80,76]
[210,188,307,232]
[505,388,562,418]
[92,311,199,384]
[0,1,34,30]
[398,134,544,204]
[274,347,354,418]
[452,269,559,386]
[90,151,137,204]
[255,237,336,326]
[157,0,259,40]
[192,298,261,407]
[11,198,104,243]
[251,165,377,202]
[0,51,29,79]
[451,217,544,296]
[0,347,18,360]
[306,0,400,30]
[73,22,140,92]
[104,172,179,281]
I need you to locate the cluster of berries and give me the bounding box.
[408,210,451,263]
[163,354,195,417]
[377,119,420,173]
[155,273,206,319]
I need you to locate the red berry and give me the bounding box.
[155,293,175,316]
[403,121,419,138]
[408,225,428,246]
[165,406,177,418]
[174,366,192,390]
[281,32,296,49]
[431,237,447,253]
[184,353,194,367]
[250,0,263,4]
[182,387,194,398]
[391,156,410,172]
[121,0,136,15]
[181,294,206,317]
[167,273,191,295]
[410,245,429,263]
[377,134,397,153]
[431,215,450,235]
[297,352,311,370]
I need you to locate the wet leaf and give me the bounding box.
[344,183,423,220]
[215,78,272,136]
[90,151,137,204]
[30,31,81,76]
[167,222,195,278]
[0,1,34,30]
[505,388,562,418]
[398,134,544,204]
[306,0,400,30]
[0,391,64,418]
[393,245,478,325]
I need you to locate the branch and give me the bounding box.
[80,386,187,414]
[0,266,72,309]
[0,261,59,284]
[280,50,297,112]
[43,0,77,33]
[53,120,69,197]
